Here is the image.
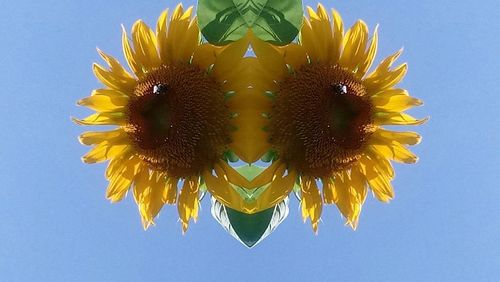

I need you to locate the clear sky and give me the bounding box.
[0,0,498,281]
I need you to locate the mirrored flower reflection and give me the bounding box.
[75,4,251,232]
[250,4,427,232]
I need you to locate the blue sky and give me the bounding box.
[0,0,498,281]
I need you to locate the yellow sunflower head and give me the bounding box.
[250,3,427,232]
[75,4,249,232]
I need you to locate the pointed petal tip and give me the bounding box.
[77,135,85,145]
[76,98,85,106]
[72,117,89,126]
[81,155,98,164]
[181,222,188,234]
[312,223,319,234]
[397,47,405,57]
[416,134,423,144]
[419,116,430,125]
[408,156,419,164]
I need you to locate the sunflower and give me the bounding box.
[75,4,251,232]
[250,4,427,232]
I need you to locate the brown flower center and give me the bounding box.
[125,64,230,178]
[269,64,375,178]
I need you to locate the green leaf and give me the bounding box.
[251,0,303,45]
[225,206,274,247]
[198,0,303,45]
[197,0,247,45]
[211,197,289,248]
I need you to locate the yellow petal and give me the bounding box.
[371,142,419,164]
[329,173,353,225]
[106,152,135,180]
[91,88,129,98]
[300,176,322,233]
[277,43,308,71]
[258,169,297,211]
[147,172,169,223]
[171,4,184,21]
[373,94,423,112]
[322,177,335,204]
[216,161,251,188]
[162,5,183,63]
[366,149,395,179]
[203,170,247,212]
[359,158,394,202]
[106,172,133,203]
[213,34,250,79]
[95,50,136,92]
[300,18,321,63]
[306,5,332,62]
[78,129,127,146]
[81,143,128,164]
[350,166,368,205]
[132,168,153,229]
[179,5,193,21]
[163,177,178,204]
[122,25,144,77]
[365,49,407,91]
[339,20,369,72]
[192,43,223,71]
[248,161,283,188]
[133,168,149,204]
[250,32,287,80]
[371,129,422,146]
[176,16,200,62]
[156,9,170,64]
[177,176,200,233]
[106,157,142,202]
[78,94,128,113]
[167,5,195,63]
[131,20,161,70]
[370,87,409,98]
[367,48,403,77]
[374,112,429,126]
[92,63,135,93]
[71,112,126,126]
[331,9,344,64]
[206,165,296,215]
[357,25,378,78]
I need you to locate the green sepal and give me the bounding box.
[260,149,277,162]
[293,175,301,192]
[199,178,208,192]
[223,150,240,163]
[264,90,275,99]
[224,90,236,100]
